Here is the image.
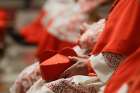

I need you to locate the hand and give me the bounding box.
[26,79,53,93]
[79,23,90,35]
[78,19,105,49]
[79,0,99,13]
[79,27,96,49]
[10,62,41,93]
[78,23,95,49]
[60,57,89,78]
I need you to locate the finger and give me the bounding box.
[68,56,79,62]
[83,23,91,29]
[59,73,67,78]
[33,78,45,88]
[69,56,89,62]
[80,23,89,34]
[80,24,87,31]
[77,39,80,45]
[78,55,89,59]
[59,64,75,78]
[59,70,70,78]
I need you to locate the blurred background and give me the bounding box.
[0,0,45,93]
[0,0,112,93]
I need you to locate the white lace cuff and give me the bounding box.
[89,54,114,83]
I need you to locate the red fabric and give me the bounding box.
[40,48,77,80]
[128,71,140,93]
[0,10,8,48]
[36,32,76,59]
[20,11,47,45]
[105,48,140,93]
[0,10,8,28]
[92,0,140,56]
[59,47,77,57]
[90,0,140,92]
[38,50,57,63]
[37,47,77,63]
[89,0,140,92]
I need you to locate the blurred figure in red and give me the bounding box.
[0,9,8,57]
[0,8,8,92]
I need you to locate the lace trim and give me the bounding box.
[102,52,124,69]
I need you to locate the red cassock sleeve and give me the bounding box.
[92,0,140,56]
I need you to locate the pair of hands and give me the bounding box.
[78,19,105,49]
[60,56,90,78]
[78,23,97,50]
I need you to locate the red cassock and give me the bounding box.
[20,11,47,45]
[91,0,140,92]
[21,10,75,54]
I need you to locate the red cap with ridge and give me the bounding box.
[40,48,77,80]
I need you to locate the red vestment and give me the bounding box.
[91,0,140,92]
